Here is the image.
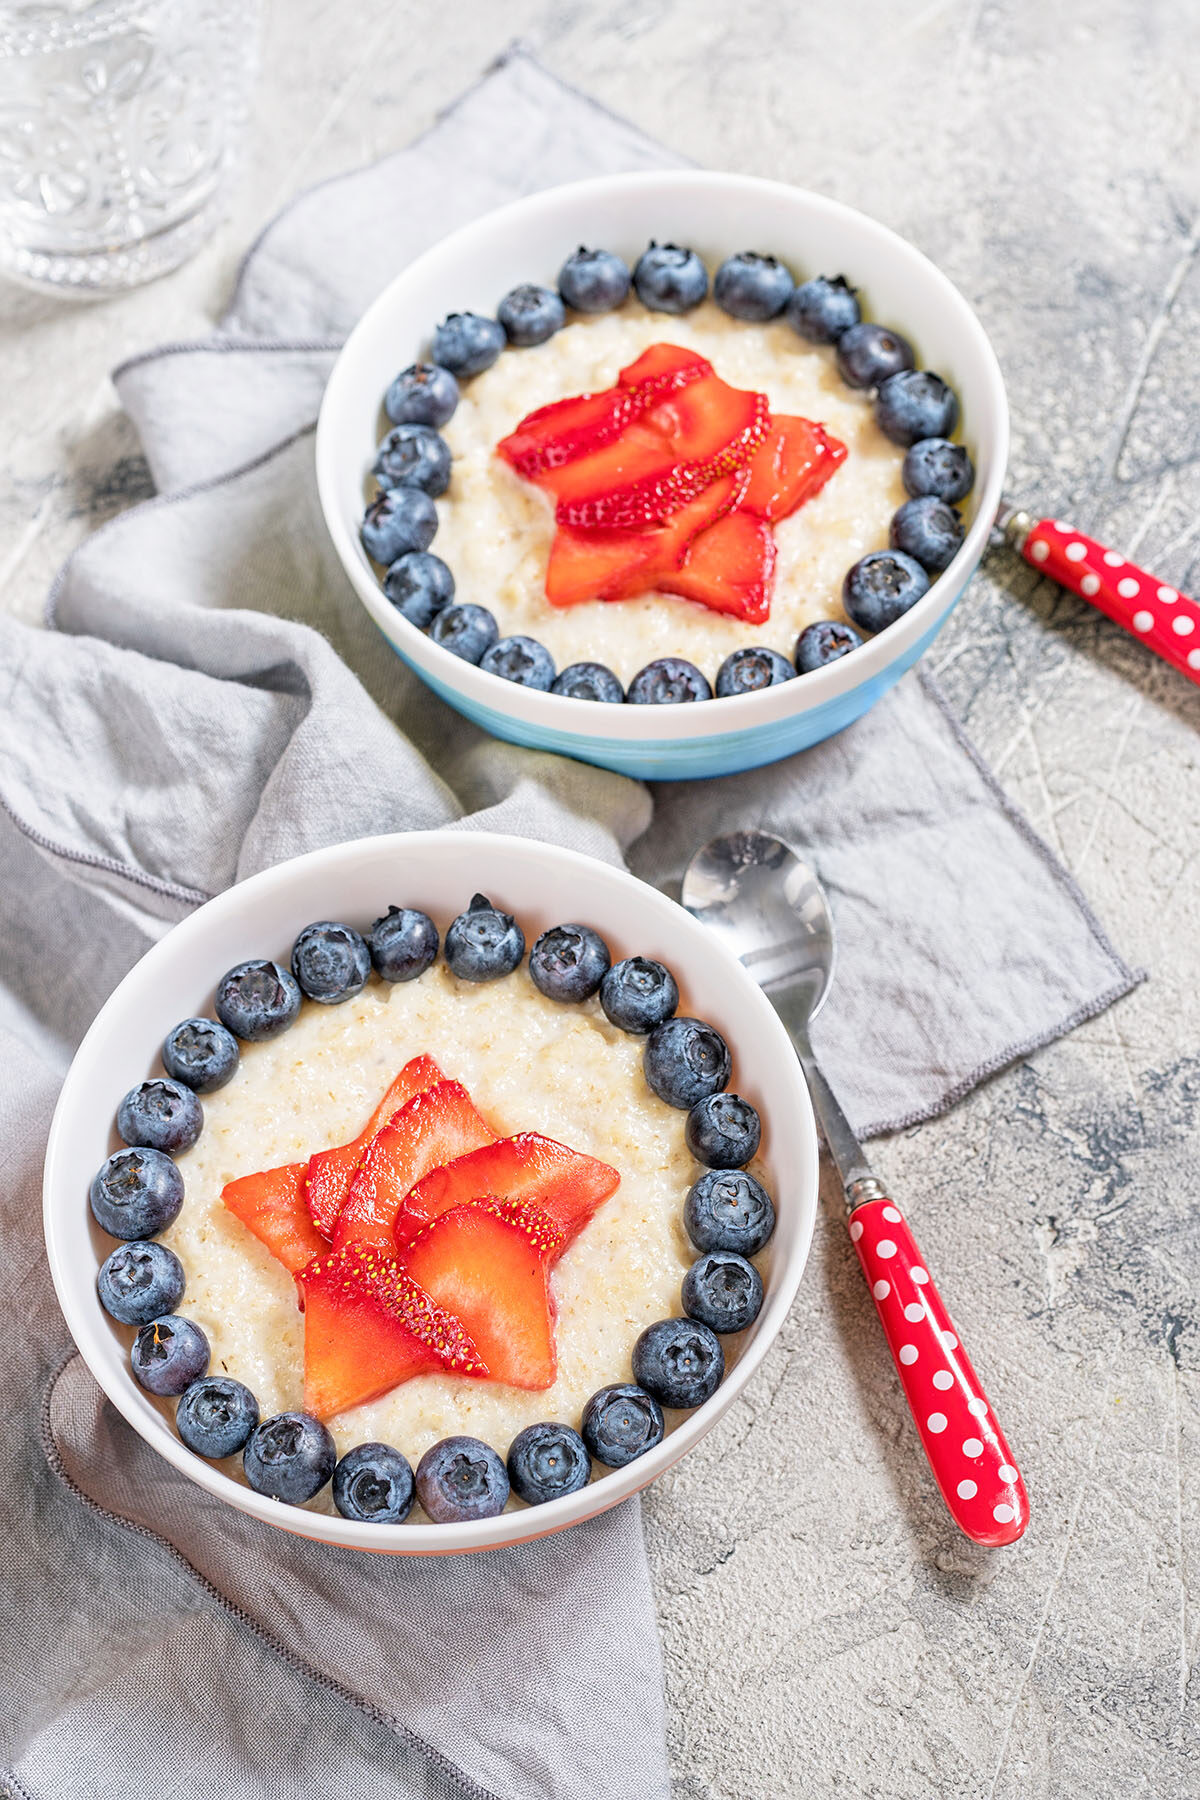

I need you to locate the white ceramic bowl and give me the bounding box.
[43,832,819,1555]
[316,170,1007,780]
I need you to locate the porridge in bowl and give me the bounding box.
[89,895,777,1526]
[361,240,973,703]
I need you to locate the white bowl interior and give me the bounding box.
[43,832,819,1554]
[316,170,1008,742]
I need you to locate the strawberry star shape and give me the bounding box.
[495,341,847,623]
[222,1057,620,1418]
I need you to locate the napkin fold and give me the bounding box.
[0,46,1140,1800]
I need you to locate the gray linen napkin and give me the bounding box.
[0,48,1140,1800]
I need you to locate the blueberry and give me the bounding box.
[580,1383,664,1468]
[131,1315,209,1397]
[644,1017,731,1110]
[558,246,631,314]
[836,322,915,390]
[431,312,505,379]
[842,549,930,634]
[627,657,712,705]
[429,601,498,665]
[383,550,455,628]
[290,920,371,1005]
[162,1018,239,1094]
[633,242,708,314]
[794,619,864,673]
[368,906,439,982]
[685,1092,761,1168]
[90,1147,185,1240]
[902,437,975,504]
[875,370,959,447]
[373,424,451,497]
[415,1435,509,1522]
[506,1421,591,1505]
[551,661,625,703]
[529,923,611,1002]
[480,634,556,690]
[684,1168,776,1256]
[713,252,793,322]
[176,1375,259,1459]
[117,1078,203,1155]
[384,362,459,428]
[497,283,565,347]
[444,892,524,982]
[785,274,861,345]
[215,959,302,1042]
[333,1441,415,1523]
[633,1317,724,1409]
[682,1251,764,1334]
[889,495,965,573]
[97,1240,185,1326]
[361,486,438,565]
[243,1411,336,1504]
[599,957,679,1034]
[714,646,794,696]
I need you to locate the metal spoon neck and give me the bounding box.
[775,996,876,1203]
[846,1175,888,1210]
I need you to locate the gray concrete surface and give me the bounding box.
[3,4,1198,1796]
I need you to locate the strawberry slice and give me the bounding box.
[396,1132,620,1248]
[400,1199,562,1390]
[545,468,746,608]
[222,1162,328,1276]
[497,389,639,479]
[544,519,661,609]
[298,1240,486,1419]
[497,347,709,480]
[661,509,779,625]
[305,1053,443,1237]
[333,1079,496,1251]
[742,417,848,522]
[616,342,712,395]
[540,374,770,530]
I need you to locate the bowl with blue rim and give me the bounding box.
[316,170,1007,781]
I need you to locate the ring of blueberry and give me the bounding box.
[91,898,777,1525]
[361,242,974,705]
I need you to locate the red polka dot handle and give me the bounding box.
[1018,516,1200,686]
[848,1196,1029,1546]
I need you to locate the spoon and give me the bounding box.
[682,829,1029,1548]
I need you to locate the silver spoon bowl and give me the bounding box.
[682,830,869,1194]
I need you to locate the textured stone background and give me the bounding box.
[3,4,1198,1796]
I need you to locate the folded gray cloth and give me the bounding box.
[0,48,1140,1800]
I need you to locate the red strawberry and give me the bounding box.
[396,1132,620,1248]
[400,1199,562,1390]
[305,1053,443,1237]
[540,374,770,530]
[222,1162,327,1276]
[333,1079,496,1251]
[544,517,662,609]
[497,389,639,479]
[496,347,709,480]
[742,416,848,521]
[544,468,746,608]
[661,509,778,624]
[298,1240,486,1419]
[616,342,712,395]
